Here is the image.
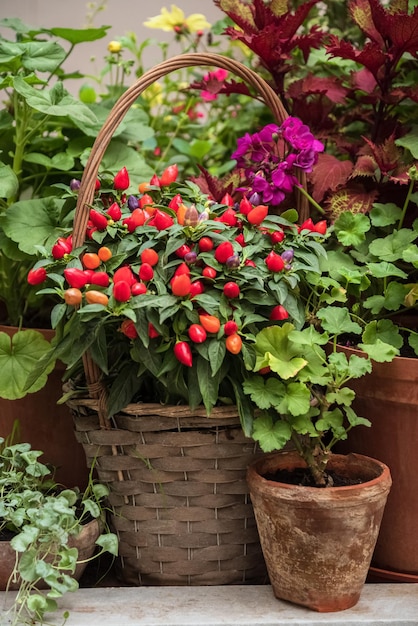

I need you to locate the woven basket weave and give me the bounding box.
[69,52,304,586]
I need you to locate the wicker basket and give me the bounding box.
[69,52,305,586]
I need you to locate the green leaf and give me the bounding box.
[0,163,19,199]
[366,262,407,279]
[334,211,371,246]
[252,414,292,452]
[0,330,55,399]
[369,229,417,262]
[408,332,418,356]
[395,129,418,159]
[96,533,119,556]
[207,337,226,376]
[359,340,399,363]
[253,324,308,379]
[2,197,67,254]
[197,357,219,413]
[282,381,312,416]
[316,306,362,336]
[24,151,74,171]
[13,76,98,124]
[49,26,110,44]
[362,319,403,349]
[370,202,403,227]
[364,282,408,314]
[243,375,285,410]
[345,406,371,429]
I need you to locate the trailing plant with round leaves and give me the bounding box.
[0,440,118,626]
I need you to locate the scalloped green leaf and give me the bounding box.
[0,330,55,399]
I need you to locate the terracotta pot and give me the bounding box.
[0,325,90,489]
[247,451,391,612]
[335,346,418,577]
[0,518,101,591]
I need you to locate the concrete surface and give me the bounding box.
[1,584,418,625]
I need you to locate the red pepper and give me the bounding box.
[159,164,179,186]
[299,218,315,233]
[27,267,47,285]
[64,267,89,289]
[148,322,160,338]
[171,274,191,297]
[113,266,136,286]
[139,194,153,209]
[188,324,207,343]
[113,280,132,302]
[150,173,161,187]
[198,237,214,252]
[235,233,246,247]
[265,251,285,273]
[52,238,71,259]
[313,220,327,235]
[270,305,289,321]
[239,196,252,215]
[214,241,234,264]
[270,230,285,244]
[218,207,238,226]
[131,282,147,296]
[174,341,193,367]
[247,205,268,225]
[90,271,110,287]
[120,319,138,339]
[173,262,191,277]
[223,282,240,299]
[139,263,154,282]
[168,193,183,211]
[220,192,234,207]
[224,320,238,336]
[106,202,122,221]
[175,244,192,259]
[113,166,130,191]
[189,280,205,298]
[89,208,108,230]
[202,266,217,279]
[149,210,174,231]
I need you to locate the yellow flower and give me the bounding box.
[142,82,163,106]
[107,40,122,53]
[144,4,211,33]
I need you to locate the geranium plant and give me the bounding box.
[27,117,327,434]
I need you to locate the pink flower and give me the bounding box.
[200,69,228,102]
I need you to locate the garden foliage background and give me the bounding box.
[0,0,224,87]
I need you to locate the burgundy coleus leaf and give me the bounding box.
[362,136,406,177]
[326,187,378,221]
[193,166,236,204]
[352,155,378,178]
[326,37,386,82]
[216,0,323,75]
[287,75,349,105]
[310,153,354,203]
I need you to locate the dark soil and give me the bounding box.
[263,467,363,488]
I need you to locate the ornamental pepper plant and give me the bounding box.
[27,118,329,435]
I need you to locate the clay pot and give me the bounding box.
[247,451,391,612]
[0,325,90,489]
[0,518,101,591]
[335,347,418,578]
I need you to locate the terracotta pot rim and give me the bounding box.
[248,451,391,494]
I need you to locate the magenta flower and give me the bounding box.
[231,116,323,207]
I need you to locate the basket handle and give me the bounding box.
[73,52,309,420]
[73,52,308,248]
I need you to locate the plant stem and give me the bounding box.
[398,176,414,230]
[296,184,325,215]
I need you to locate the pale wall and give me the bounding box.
[0,1,225,86]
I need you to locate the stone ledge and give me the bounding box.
[1,584,418,626]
